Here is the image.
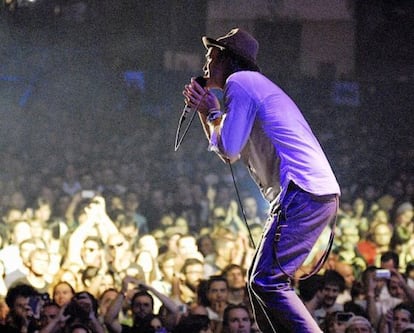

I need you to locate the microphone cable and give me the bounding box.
[228,161,257,249]
[174,104,198,151]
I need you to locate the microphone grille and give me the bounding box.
[195,76,207,88]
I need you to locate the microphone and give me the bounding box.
[174,76,207,151]
[180,76,207,121]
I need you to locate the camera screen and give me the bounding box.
[336,312,354,323]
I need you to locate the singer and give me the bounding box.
[183,28,340,332]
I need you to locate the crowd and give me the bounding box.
[0,73,412,333]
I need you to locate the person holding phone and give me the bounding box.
[2,283,39,333]
[324,311,354,333]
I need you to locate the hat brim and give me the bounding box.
[202,36,226,51]
[201,35,259,69]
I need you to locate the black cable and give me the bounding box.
[174,106,197,151]
[228,162,256,249]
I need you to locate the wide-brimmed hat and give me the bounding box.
[202,28,259,66]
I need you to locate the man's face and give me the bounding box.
[203,47,214,78]
[81,240,101,267]
[322,284,341,308]
[381,259,396,271]
[30,251,50,276]
[243,197,257,219]
[198,237,214,256]
[125,193,139,211]
[131,295,153,319]
[227,308,251,333]
[389,275,406,299]
[372,224,392,246]
[336,264,355,289]
[207,280,228,306]
[13,296,31,318]
[203,47,224,89]
[40,304,59,327]
[225,267,245,290]
[107,234,128,260]
[393,309,411,332]
[184,263,204,289]
[177,236,198,257]
[20,242,37,265]
[160,258,175,281]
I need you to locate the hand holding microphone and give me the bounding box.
[176,76,218,151]
[182,76,208,119]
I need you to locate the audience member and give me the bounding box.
[298,273,324,316]
[175,258,205,304]
[197,234,219,277]
[336,261,357,304]
[314,270,346,330]
[106,232,134,284]
[204,275,230,330]
[38,302,60,332]
[221,264,247,305]
[51,281,75,309]
[2,283,39,333]
[241,196,264,226]
[0,296,9,325]
[172,314,212,333]
[221,303,253,333]
[406,261,414,289]
[323,311,353,333]
[104,276,180,333]
[377,302,414,333]
[11,247,51,293]
[335,218,367,276]
[123,191,148,235]
[97,288,118,330]
[344,315,374,333]
[135,234,161,286]
[63,291,105,333]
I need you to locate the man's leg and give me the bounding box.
[248,185,338,332]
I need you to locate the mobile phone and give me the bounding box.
[178,304,187,314]
[81,190,95,199]
[336,312,354,323]
[40,292,50,302]
[28,296,40,314]
[376,269,391,279]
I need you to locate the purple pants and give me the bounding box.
[248,183,338,333]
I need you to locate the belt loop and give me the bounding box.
[274,208,285,243]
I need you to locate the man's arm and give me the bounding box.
[103,277,134,333]
[138,280,182,315]
[103,292,124,333]
[365,271,380,328]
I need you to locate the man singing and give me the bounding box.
[183,28,340,332]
